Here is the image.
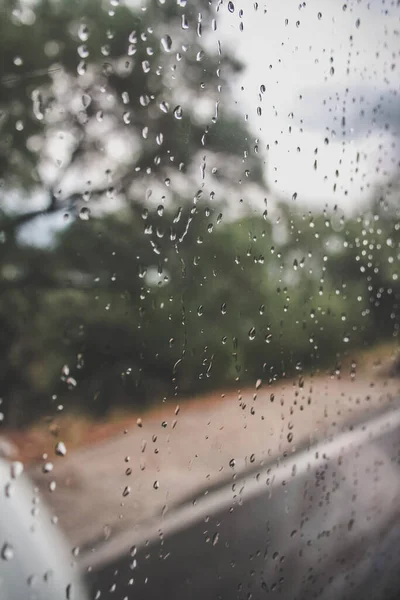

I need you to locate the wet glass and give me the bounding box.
[0,1,399,599]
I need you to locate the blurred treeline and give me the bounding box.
[2,194,400,426]
[0,0,398,426]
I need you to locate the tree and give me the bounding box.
[0,0,262,232]
[0,0,266,425]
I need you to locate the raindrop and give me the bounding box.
[77,61,86,75]
[248,327,256,340]
[82,93,91,108]
[79,207,90,221]
[31,90,44,121]
[140,94,150,107]
[153,480,160,489]
[55,441,67,457]
[1,543,14,561]
[122,486,131,497]
[10,461,24,479]
[261,581,269,593]
[77,44,89,58]
[161,35,172,52]
[212,532,219,546]
[27,574,38,588]
[78,23,89,42]
[173,105,183,119]
[228,1,235,13]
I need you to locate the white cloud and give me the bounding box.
[217,0,400,208]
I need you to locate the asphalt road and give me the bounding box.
[33,374,400,552]
[85,407,400,600]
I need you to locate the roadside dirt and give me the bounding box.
[24,367,400,552]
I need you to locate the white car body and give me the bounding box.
[0,458,88,600]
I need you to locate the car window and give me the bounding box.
[0,1,399,599]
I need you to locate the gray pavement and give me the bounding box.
[31,372,400,556]
[86,405,400,600]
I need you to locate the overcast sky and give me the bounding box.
[217,0,400,210]
[19,0,400,245]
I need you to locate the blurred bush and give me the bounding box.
[1,196,399,425]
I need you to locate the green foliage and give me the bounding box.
[3,197,399,425]
[0,0,259,211]
[0,0,398,427]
